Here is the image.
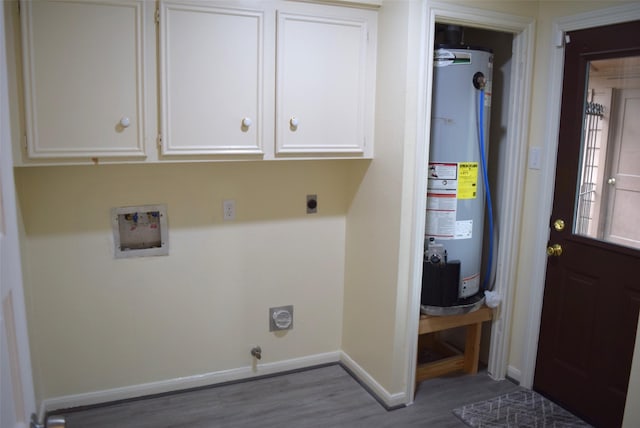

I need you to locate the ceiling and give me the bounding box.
[590,56,640,79]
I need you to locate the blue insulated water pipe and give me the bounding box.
[478,88,495,291]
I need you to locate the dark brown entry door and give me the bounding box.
[534,20,640,428]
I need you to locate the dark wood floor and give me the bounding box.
[56,364,522,427]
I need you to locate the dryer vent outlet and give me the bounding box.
[269,305,293,331]
[306,195,317,214]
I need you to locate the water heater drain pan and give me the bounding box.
[420,294,485,316]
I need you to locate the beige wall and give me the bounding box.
[16,161,352,403]
[8,0,640,424]
[342,0,411,393]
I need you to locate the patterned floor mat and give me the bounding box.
[452,390,592,427]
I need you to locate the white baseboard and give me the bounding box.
[507,365,522,383]
[39,351,341,421]
[339,351,407,408]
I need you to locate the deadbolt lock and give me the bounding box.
[546,244,563,257]
[553,219,565,232]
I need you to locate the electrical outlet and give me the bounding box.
[269,305,293,331]
[223,199,235,221]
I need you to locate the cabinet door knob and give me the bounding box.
[119,117,131,128]
[242,117,253,128]
[120,116,131,128]
[289,117,299,131]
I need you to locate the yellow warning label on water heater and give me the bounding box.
[457,162,479,199]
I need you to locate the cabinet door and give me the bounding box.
[21,0,146,158]
[276,8,376,156]
[159,2,264,155]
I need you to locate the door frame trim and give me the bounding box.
[406,0,535,402]
[1,1,37,425]
[520,3,640,389]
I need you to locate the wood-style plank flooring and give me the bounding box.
[56,364,521,427]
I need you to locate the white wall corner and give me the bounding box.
[39,351,341,422]
[340,351,407,409]
[1,1,37,426]
[487,18,536,383]
[400,0,432,406]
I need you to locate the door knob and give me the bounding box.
[553,219,565,232]
[607,177,616,185]
[546,244,563,257]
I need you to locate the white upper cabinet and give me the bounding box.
[158,2,266,156]
[159,1,376,159]
[276,6,376,157]
[20,0,147,159]
[16,0,377,163]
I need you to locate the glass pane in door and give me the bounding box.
[574,55,640,250]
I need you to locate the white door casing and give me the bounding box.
[405,1,535,403]
[1,1,37,427]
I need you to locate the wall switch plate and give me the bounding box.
[223,199,235,221]
[306,194,317,214]
[269,305,293,331]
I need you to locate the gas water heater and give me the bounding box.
[422,35,493,312]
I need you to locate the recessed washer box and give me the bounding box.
[112,205,168,258]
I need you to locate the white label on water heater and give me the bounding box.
[455,220,473,239]
[426,195,473,240]
[427,162,474,240]
[425,209,456,238]
[425,192,456,238]
[427,193,456,210]
[428,163,457,180]
[426,162,459,239]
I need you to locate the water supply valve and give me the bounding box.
[251,346,262,360]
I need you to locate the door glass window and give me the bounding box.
[574,55,640,249]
